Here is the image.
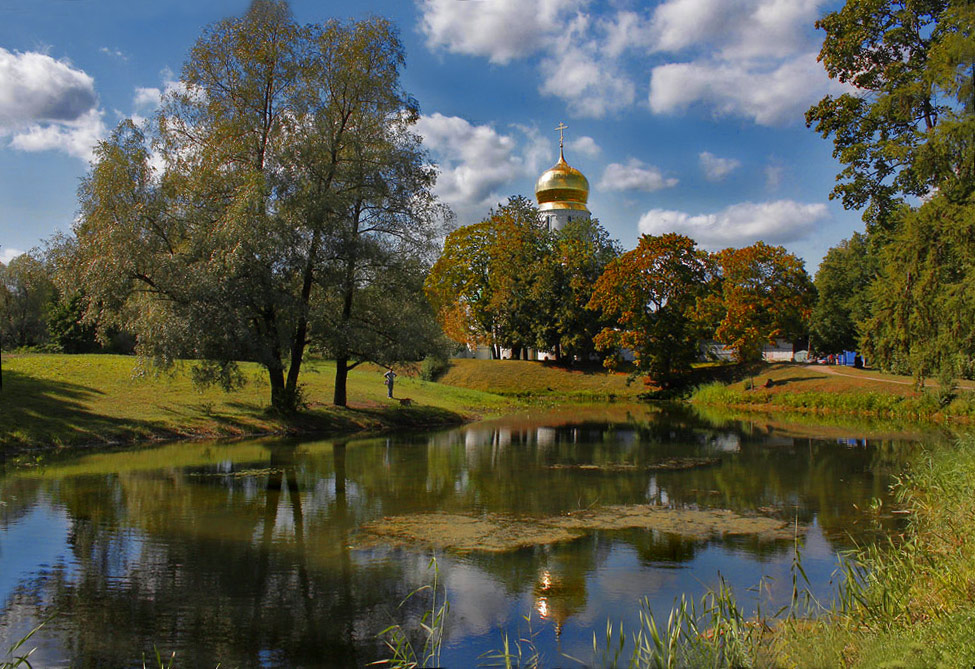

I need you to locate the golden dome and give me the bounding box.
[535,148,589,212]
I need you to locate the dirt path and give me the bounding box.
[809,365,975,391]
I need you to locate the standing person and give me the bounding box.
[384,368,396,399]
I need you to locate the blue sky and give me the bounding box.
[0,0,862,271]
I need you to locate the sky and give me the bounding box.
[0,0,863,272]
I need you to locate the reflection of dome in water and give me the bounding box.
[535,148,590,213]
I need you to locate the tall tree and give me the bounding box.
[0,253,54,350]
[698,242,815,362]
[424,196,544,359]
[588,233,712,388]
[809,232,876,354]
[69,3,441,411]
[861,195,975,380]
[533,218,620,362]
[806,0,974,232]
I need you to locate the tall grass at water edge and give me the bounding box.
[691,380,975,420]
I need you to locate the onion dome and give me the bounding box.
[535,146,590,212]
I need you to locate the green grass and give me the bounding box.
[689,364,975,422]
[771,433,975,667]
[438,358,644,400]
[0,353,517,452]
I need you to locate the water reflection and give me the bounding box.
[0,405,943,667]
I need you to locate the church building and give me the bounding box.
[535,122,591,232]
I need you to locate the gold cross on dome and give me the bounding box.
[555,122,568,148]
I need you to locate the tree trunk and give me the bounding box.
[333,356,349,407]
[268,365,288,412]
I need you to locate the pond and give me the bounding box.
[0,404,945,667]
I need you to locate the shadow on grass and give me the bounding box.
[0,369,174,452]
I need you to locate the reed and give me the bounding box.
[374,558,449,669]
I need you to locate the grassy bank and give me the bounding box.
[437,358,644,400]
[0,353,516,452]
[691,363,975,422]
[771,433,975,667]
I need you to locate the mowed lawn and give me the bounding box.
[721,363,975,396]
[438,358,644,399]
[0,354,515,450]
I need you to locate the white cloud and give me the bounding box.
[0,247,25,265]
[0,48,97,128]
[598,10,655,58]
[134,87,162,108]
[418,0,583,64]
[699,151,741,181]
[568,135,600,157]
[415,113,548,225]
[9,108,106,162]
[648,0,824,60]
[539,46,635,118]
[99,47,127,61]
[765,164,784,190]
[649,53,846,126]
[638,200,828,248]
[599,158,677,192]
[0,48,105,161]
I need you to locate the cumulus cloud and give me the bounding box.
[638,200,828,248]
[1,247,25,265]
[568,135,600,157]
[598,158,677,192]
[539,45,635,117]
[0,48,106,161]
[418,0,583,64]
[9,107,106,161]
[134,86,162,108]
[0,48,97,128]
[415,113,548,225]
[648,0,824,60]
[699,151,741,181]
[649,53,847,126]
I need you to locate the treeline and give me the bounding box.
[424,197,815,388]
[0,251,131,354]
[806,0,974,385]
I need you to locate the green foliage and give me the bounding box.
[806,0,973,231]
[419,354,450,382]
[810,233,875,355]
[532,217,621,362]
[588,233,712,388]
[424,196,546,358]
[45,292,100,353]
[0,252,54,350]
[861,195,975,381]
[64,4,443,412]
[776,434,975,667]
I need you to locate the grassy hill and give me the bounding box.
[436,358,644,399]
[0,353,515,452]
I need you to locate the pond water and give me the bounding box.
[0,404,945,667]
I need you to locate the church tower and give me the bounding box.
[535,122,591,231]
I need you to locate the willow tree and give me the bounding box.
[70,2,442,411]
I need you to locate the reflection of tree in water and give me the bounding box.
[0,410,931,665]
[0,442,418,667]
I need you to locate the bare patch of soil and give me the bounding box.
[356,504,797,553]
